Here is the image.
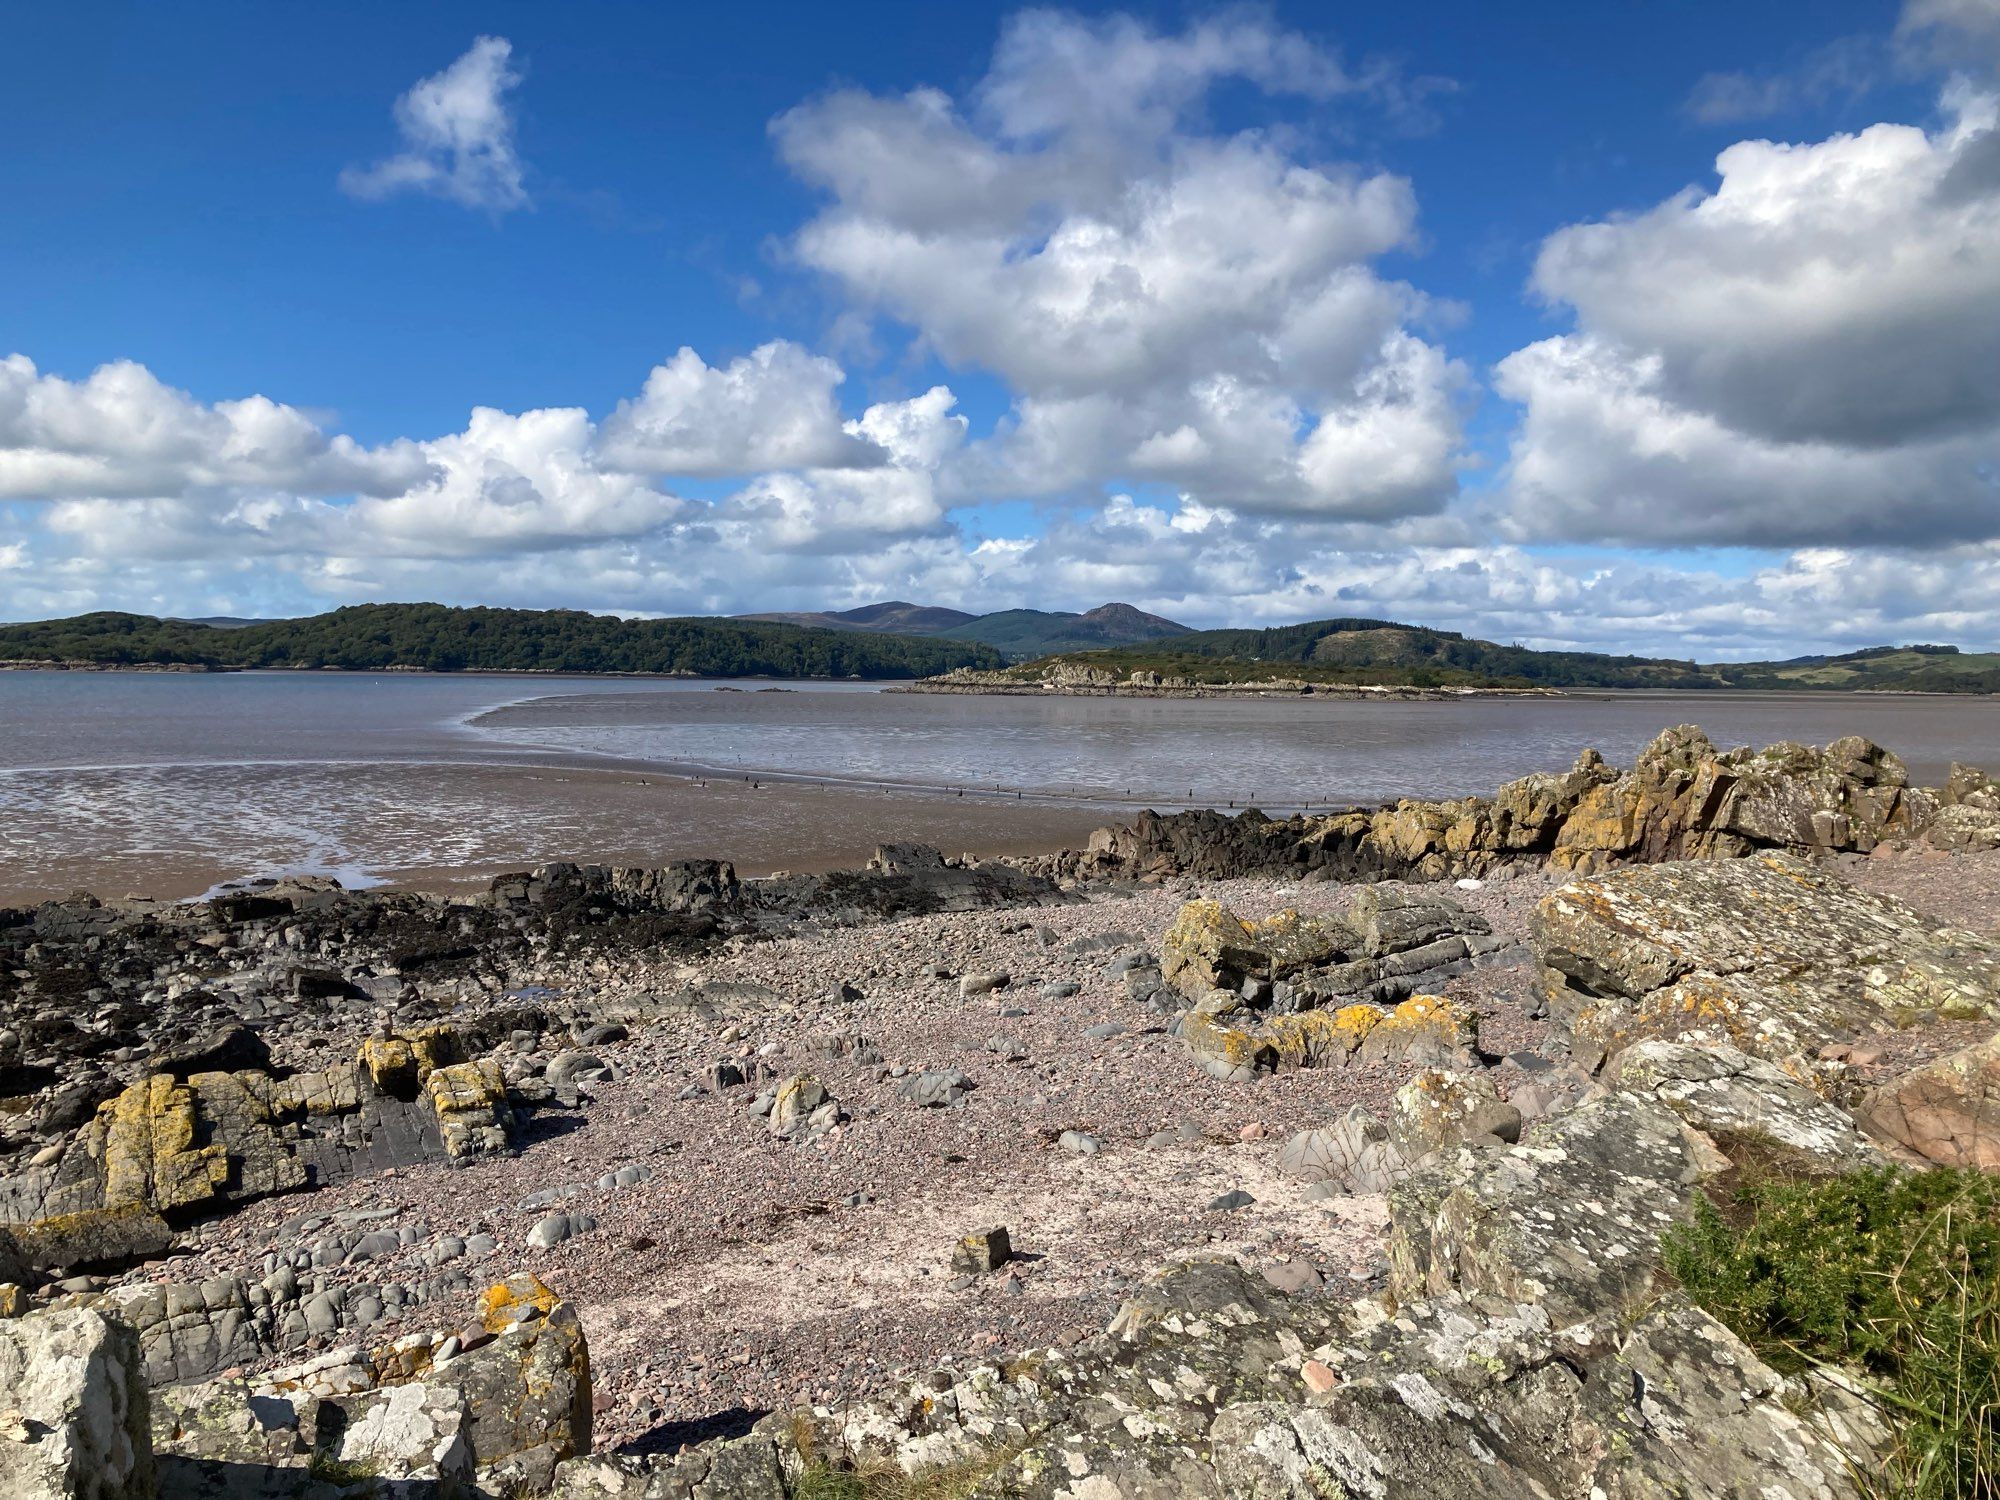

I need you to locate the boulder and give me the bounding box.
[0,1307,154,1500]
[1533,853,2000,1071]
[1858,1029,2000,1168]
[1274,1106,1408,1194]
[1159,891,1496,1009]
[1930,763,2000,852]
[1159,900,1354,997]
[425,1059,516,1163]
[768,1074,837,1138]
[1184,993,1479,1082]
[1387,1068,1522,1160]
[950,1228,1012,1275]
[152,1273,589,1498]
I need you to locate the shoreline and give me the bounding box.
[8,657,1996,698]
[0,761,1115,908]
[3,724,1999,1488]
[0,659,890,682]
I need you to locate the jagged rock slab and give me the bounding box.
[653,1259,1875,1500]
[1215,1294,1878,1500]
[1388,1092,1709,1328]
[1610,1039,1888,1165]
[1159,900,1355,995]
[549,1437,786,1498]
[0,1307,155,1500]
[1160,890,1498,1008]
[1533,852,2000,1070]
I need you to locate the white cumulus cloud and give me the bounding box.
[774,10,1468,520]
[1499,84,2000,546]
[340,36,529,213]
[597,343,886,476]
[0,354,428,502]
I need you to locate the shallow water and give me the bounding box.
[2,670,1995,901]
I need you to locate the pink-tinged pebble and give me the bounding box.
[1301,1360,1339,1394]
[1238,1122,1266,1142]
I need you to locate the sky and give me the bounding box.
[2,0,1998,659]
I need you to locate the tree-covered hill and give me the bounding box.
[932,602,1192,657]
[982,618,2000,692]
[0,604,1005,679]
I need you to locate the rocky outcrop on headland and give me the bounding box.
[1041,726,2000,885]
[902,662,1557,699]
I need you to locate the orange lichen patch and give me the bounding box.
[479,1273,560,1334]
[358,1025,465,1097]
[356,1035,418,1095]
[100,1074,227,1213]
[1376,994,1473,1042]
[407,1025,464,1080]
[1755,853,1822,890]
[367,1331,442,1385]
[1267,1006,1382,1068]
[1182,1011,1272,1070]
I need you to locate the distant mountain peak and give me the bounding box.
[1079,602,1191,632]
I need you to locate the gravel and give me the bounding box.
[110,848,1996,1456]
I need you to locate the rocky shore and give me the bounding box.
[1,725,1998,1496]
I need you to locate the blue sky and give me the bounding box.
[2,1,1997,656]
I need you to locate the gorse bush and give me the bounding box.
[1663,1165,2000,1499]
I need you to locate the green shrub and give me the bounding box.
[1663,1165,2000,1499]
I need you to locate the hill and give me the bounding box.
[734,601,978,634]
[734,599,1192,659]
[934,602,1193,657]
[973,618,2000,692]
[0,604,1004,679]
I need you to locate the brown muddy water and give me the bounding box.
[1,670,1994,903]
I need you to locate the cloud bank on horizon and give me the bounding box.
[4,2,1999,659]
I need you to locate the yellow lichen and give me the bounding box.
[478,1273,559,1333]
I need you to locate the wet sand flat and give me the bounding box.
[0,760,1107,906]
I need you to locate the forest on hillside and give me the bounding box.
[0,604,1005,679]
